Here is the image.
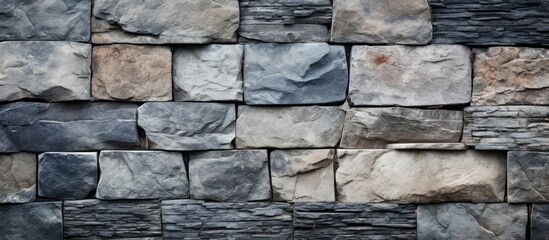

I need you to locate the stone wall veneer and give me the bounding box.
[532,204,549,240]
[507,151,549,203]
[0,202,62,240]
[0,153,36,203]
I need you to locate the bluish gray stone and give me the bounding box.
[532,204,549,240]
[38,152,97,200]
[507,151,549,203]
[0,153,36,203]
[0,202,63,240]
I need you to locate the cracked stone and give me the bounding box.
[270,149,335,202]
[188,150,270,202]
[96,151,189,200]
[0,202,62,240]
[0,153,36,203]
[532,204,549,240]
[385,143,468,150]
[507,151,549,203]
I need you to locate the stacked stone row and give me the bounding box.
[0,0,548,239]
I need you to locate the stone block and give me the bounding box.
[507,151,549,203]
[0,153,36,203]
[0,202,62,240]
[385,143,468,150]
[532,204,549,240]
[239,24,328,42]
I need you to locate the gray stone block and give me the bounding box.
[0,153,36,203]
[385,143,468,150]
[0,202,62,240]
[507,151,549,203]
[239,24,329,42]
[532,204,549,240]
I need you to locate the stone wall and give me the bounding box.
[0,0,548,239]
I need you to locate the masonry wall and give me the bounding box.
[0,0,548,239]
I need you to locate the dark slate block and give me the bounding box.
[532,204,549,240]
[0,202,63,240]
[508,151,549,203]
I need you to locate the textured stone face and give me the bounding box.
[349,45,472,106]
[0,153,36,203]
[96,151,188,200]
[340,107,463,149]
[507,151,549,203]
[331,0,432,44]
[92,44,172,101]
[472,47,549,106]
[532,204,549,240]
[173,45,243,101]
[38,152,97,200]
[236,106,345,148]
[336,150,506,203]
[239,25,329,42]
[0,102,141,152]
[385,143,468,150]
[138,102,236,151]
[0,0,90,41]
[418,203,528,240]
[188,150,270,202]
[0,41,91,102]
[244,43,348,105]
[92,0,239,44]
[270,149,335,202]
[0,202,62,240]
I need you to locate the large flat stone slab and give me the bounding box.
[0,202,62,240]
[0,102,141,152]
[532,204,549,240]
[472,47,549,106]
[340,107,463,148]
[188,150,270,202]
[507,151,549,203]
[349,45,471,106]
[0,41,91,102]
[92,0,239,44]
[236,106,345,148]
[336,150,506,203]
[138,102,236,151]
[244,43,348,105]
[0,153,36,203]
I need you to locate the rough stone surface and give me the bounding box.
[532,204,549,240]
[349,45,471,106]
[331,0,432,44]
[0,153,35,203]
[418,203,528,240]
[0,0,90,41]
[270,149,335,202]
[138,102,236,151]
[0,41,91,102]
[64,200,162,239]
[462,106,549,151]
[96,151,188,200]
[0,202,62,240]
[244,43,348,105]
[0,102,141,152]
[472,47,549,106]
[92,0,239,44]
[162,199,293,239]
[173,45,243,102]
[38,152,97,200]
[188,150,270,202]
[507,151,549,203]
[340,107,463,149]
[386,143,468,150]
[92,44,172,101]
[294,203,416,239]
[236,106,345,148]
[239,24,328,42]
[336,150,506,203]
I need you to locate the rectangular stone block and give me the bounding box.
[239,24,329,43]
[340,107,463,148]
[507,151,549,203]
[336,150,506,203]
[532,204,549,240]
[294,203,416,239]
[64,200,162,239]
[0,202,62,240]
[0,153,36,203]
[236,106,345,148]
[0,41,91,102]
[162,199,293,239]
[0,102,141,152]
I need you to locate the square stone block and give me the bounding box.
[0,153,36,203]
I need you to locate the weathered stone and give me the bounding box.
[0,102,141,152]
[349,45,471,106]
[0,202,62,240]
[472,47,549,106]
[244,43,348,105]
[331,0,432,44]
[386,143,468,150]
[0,41,91,102]
[38,152,97,200]
[96,151,188,200]
[294,203,416,239]
[0,153,35,203]
[64,200,162,239]
[138,102,236,151]
[507,151,549,203]
[173,45,243,102]
[92,44,172,101]
[532,204,549,240]
[0,0,90,41]
[336,150,506,203]
[340,107,463,149]
[239,24,328,42]
[418,203,528,240]
[188,150,270,202]
[463,106,549,151]
[270,149,335,202]
[236,106,345,148]
[92,0,239,44]
[162,200,293,239]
